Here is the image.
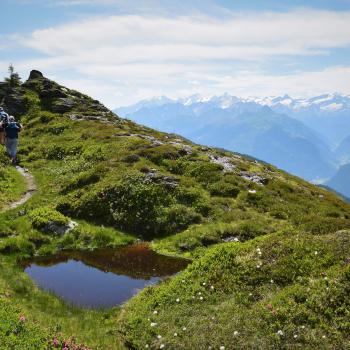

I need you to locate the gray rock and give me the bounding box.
[144,169,179,188]
[240,171,268,185]
[209,154,236,172]
[222,236,240,242]
[52,98,76,113]
[43,220,78,236]
[40,88,67,99]
[169,142,193,155]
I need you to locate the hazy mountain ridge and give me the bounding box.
[326,163,350,198]
[116,92,350,190]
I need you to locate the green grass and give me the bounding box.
[0,157,27,211]
[0,72,349,349]
[119,231,350,349]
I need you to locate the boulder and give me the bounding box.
[52,98,76,113]
[42,220,78,236]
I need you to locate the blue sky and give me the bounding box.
[1,0,350,107]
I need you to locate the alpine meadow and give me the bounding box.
[0,69,349,349]
[1,1,350,349]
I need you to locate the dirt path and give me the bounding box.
[5,166,37,211]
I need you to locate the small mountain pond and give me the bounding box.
[23,244,190,309]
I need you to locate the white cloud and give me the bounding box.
[23,11,350,58]
[4,9,350,106]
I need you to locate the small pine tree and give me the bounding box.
[4,64,22,87]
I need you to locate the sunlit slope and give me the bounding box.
[0,70,349,349]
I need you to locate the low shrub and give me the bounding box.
[28,207,69,230]
[208,181,240,198]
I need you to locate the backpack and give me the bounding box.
[5,122,21,139]
[0,111,9,124]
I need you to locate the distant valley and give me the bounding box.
[116,93,350,198]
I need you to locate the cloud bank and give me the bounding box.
[4,9,350,106]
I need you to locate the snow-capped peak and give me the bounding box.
[116,92,350,116]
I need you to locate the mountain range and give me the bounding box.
[116,93,350,195]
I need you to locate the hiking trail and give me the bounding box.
[1,166,36,212]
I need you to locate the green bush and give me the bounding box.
[59,167,102,193]
[208,181,240,198]
[28,207,69,230]
[186,161,223,184]
[162,204,202,233]
[0,237,34,255]
[106,173,174,237]
[43,144,82,160]
[82,145,106,161]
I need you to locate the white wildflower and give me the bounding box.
[220,346,225,350]
[270,279,274,284]
[145,345,149,349]
[276,330,284,336]
[199,296,204,301]
[174,333,178,337]
[150,322,157,327]
[160,344,165,349]
[182,327,187,331]
[211,286,214,290]
[202,282,206,286]
[233,331,239,336]
[153,310,158,314]
[157,335,162,339]
[294,334,298,339]
[176,298,180,303]
[322,335,326,339]
[314,251,318,255]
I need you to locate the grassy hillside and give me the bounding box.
[0,71,350,349]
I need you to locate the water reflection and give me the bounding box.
[23,244,190,309]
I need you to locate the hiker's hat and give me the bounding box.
[8,116,15,122]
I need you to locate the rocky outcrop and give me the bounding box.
[3,87,28,117]
[51,98,76,113]
[28,70,44,80]
[209,154,236,172]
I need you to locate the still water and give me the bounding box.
[23,244,190,309]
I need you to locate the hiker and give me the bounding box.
[0,107,9,145]
[4,116,22,165]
